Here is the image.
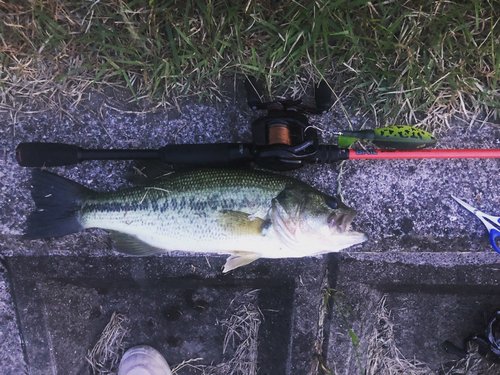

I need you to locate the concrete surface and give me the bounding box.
[1,80,500,374]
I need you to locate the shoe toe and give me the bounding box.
[118,345,172,375]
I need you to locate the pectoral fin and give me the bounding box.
[223,252,261,273]
[110,231,165,256]
[218,210,268,236]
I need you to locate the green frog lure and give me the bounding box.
[337,125,437,150]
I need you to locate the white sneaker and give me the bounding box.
[118,345,172,375]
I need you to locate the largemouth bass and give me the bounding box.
[26,168,366,272]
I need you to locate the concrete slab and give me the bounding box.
[326,253,500,374]
[5,254,326,374]
[1,79,500,374]
[0,260,26,375]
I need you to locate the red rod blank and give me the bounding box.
[348,149,500,160]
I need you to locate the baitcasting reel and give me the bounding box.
[245,76,342,170]
[16,77,350,171]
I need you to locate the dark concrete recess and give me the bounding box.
[1,79,500,374]
[326,253,500,373]
[5,255,325,374]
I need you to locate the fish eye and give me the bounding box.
[325,197,338,209]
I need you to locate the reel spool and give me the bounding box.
[251,108,317,147]
[268,124,291,145]
[250,104,320,171]
[244,77,328,171]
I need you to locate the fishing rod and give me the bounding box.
[15,77,500,171]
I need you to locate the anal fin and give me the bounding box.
[110,231,165,256]
[223,252,261,273]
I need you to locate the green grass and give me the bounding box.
[1,0,499,127]
[324,287,364,374]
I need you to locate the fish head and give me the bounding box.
[271,186,367,252]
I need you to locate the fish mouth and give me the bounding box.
[328,210,357,233]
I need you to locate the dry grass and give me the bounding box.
[366,296,434,375]
[365,296,500,375]
[219,302,261,374]
[86,291,261,375]
[1,1,499,128]
[86,312,130,375]
[439,350,500,375]
[198,289,261,375]
[169,290,262,375]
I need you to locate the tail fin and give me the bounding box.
[26,170,91,239]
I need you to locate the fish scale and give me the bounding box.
[26,168,366,272]
[80,169,287,253]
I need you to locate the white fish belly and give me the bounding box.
[81,207,336,258]
[81,206,291,255]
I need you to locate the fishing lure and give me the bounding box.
[337,125,437,150]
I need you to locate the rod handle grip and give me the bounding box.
[159,144,253,166]
[16,142,83,167]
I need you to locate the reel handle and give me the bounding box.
[315,80,334,111]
